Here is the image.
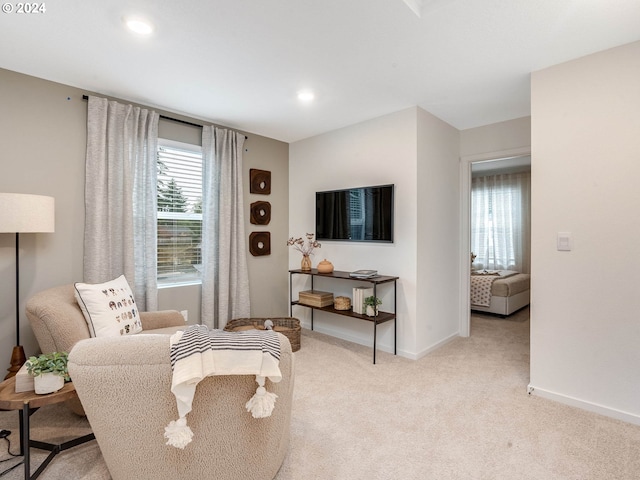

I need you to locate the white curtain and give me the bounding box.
[201,126,250,328]
[471,172,531,273]
[84,96,159,310]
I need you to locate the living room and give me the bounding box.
[1,1,640,478]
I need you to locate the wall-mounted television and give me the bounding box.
[315,184,394,243]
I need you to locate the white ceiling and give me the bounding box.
[2,0,639,143]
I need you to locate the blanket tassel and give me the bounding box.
[245,375,278,418]
[164,416,194,449]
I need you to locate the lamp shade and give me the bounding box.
[0,193,55,233]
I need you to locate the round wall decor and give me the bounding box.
[250,201,271,225]
[249,231,271,256]
[250,169,271,194]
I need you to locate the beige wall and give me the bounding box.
[416,108,460,356]
[530,41,640,424]
[0,68,289,363]
[460,116,531,158]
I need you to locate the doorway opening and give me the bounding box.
[459,148,531,337]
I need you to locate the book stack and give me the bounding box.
[349,269,378,279]
[352,286,374,314]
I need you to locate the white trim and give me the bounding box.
[299,320,458,361]
[299,321,404,358]
[157,280,202,289]
[414,331,458,360]
[459,146,531,337]
[158,137,202,153]
[528,384,640,426]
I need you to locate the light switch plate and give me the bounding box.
[557,232,572,251]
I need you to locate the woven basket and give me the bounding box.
[224,317,301,352]
[334,296,351,310]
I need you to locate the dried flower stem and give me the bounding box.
[287,233,321,256]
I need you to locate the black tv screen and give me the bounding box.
[315,184,394,243]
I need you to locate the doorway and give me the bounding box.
[458,148,531,337]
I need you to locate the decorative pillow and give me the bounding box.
[74,275,143,338]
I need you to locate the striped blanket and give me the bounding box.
[165,324,282,449]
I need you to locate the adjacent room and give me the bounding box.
[1,1,640,479]
[470,156,531,318]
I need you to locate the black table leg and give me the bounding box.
[18,402,96,480]
[373,320,377,364]
[22,403,30,480]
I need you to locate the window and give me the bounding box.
[349,189,365,239]
[157,140,203,286]
[471,172,530,272]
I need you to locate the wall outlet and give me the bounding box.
[181,310,188,322]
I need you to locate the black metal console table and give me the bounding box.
[289,269,398,364]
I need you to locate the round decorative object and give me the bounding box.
[317,259,334,273]
[250,169,271,194]
[34,372,64,394]
[334,296,351,310]
[250,201,271,225]
[249,232,271,256]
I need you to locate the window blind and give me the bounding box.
[157,143,203,286]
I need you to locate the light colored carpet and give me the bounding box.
[2,308,640,479]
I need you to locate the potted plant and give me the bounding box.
[26,352,70,394]
[363,296,382,317]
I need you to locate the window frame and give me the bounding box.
[156,138,204,288]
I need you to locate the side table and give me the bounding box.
[0,376,95,480]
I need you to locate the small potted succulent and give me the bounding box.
[26,352,70,394]
[363,296,382,317]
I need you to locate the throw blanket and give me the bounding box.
[165,324,282,449]
[470,270,518,306]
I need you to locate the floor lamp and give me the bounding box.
[0,193,55,379]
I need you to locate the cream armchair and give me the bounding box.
[25,284,186,354]
[25,284,187,415]
[68,333,293,480]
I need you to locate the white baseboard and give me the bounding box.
[300,319,458,361]
[414,332,459,360]
[300,320,413,359]
[527,384,640,426]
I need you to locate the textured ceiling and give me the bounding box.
[1,0,639,142]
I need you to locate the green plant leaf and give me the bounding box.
[25,351,70,381]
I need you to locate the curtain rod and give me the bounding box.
[81,95,247,139]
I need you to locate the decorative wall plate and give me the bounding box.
[250,169,271,194]
[249,232,271,256]
[250,201,271,225]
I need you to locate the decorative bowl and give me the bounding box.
[317,259,334,273]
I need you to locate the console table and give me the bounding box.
[289,269,398,364]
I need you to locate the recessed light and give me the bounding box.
[297,90,315,102]
[126,18,153,35]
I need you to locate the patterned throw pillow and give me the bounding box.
[74,275,143,338]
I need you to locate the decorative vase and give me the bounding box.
[301,254,312,271]
[317,259,334,273]
[34,372,64,394]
